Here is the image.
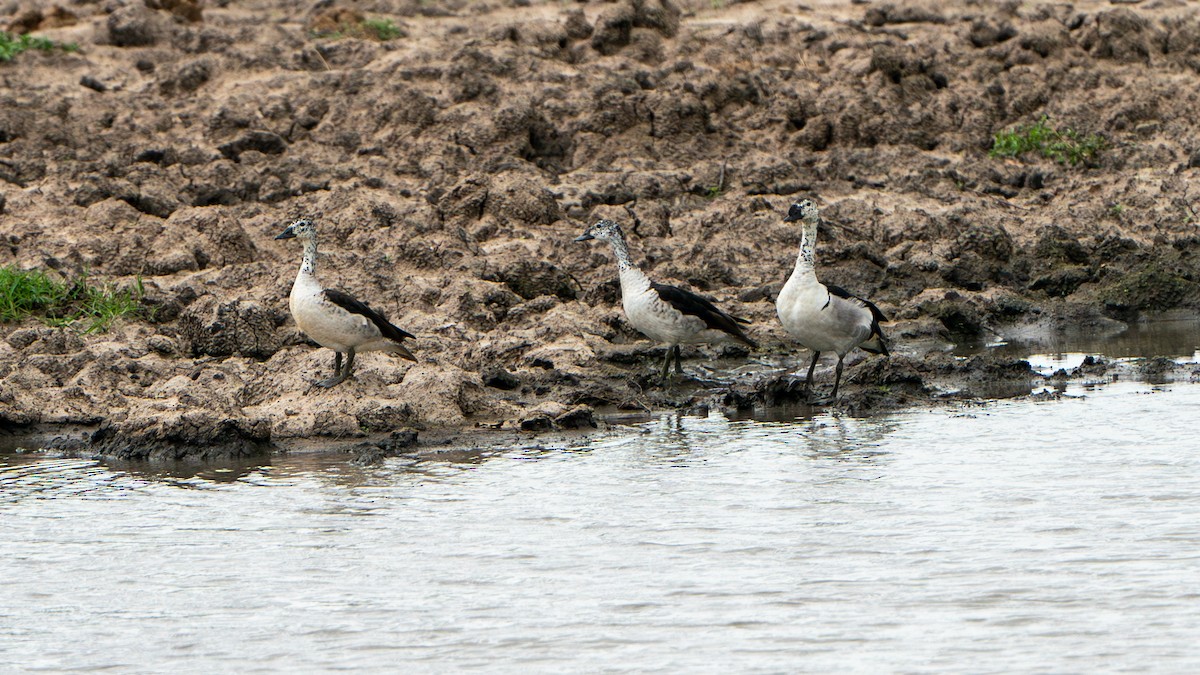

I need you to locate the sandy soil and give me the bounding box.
[3,0,1200,459]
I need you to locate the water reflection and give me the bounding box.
[955,314,1200,361]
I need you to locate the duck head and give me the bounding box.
[783,200,820,223]
[275,218,317,240]
[574,219,625,244]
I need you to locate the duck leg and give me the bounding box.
[658,346,673,382]
[809,352,842,405]
[317,349,354,388]
[672,345,684,376]
[803,350,821,393]
[316,352,342,387]
[830,355,845,400]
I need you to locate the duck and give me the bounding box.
[775,200,888,402]
[275,218,416,388]
[575,219,756,381]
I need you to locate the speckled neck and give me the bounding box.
[300,237,318,276]
[790,217,819,282]
[607,232,651,295]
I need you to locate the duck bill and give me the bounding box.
[574,232,594,242]
[275,227,296,240]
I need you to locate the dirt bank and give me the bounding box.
[3,0,1200,459]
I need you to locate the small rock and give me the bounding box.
[217,131,288,162]
[147,335,178,356]
[6,328,42,350]
[554,405,596,429]
[107,5,162,47]
[159,59,213,96]
[519,413,554,432]
[146,0,203,22]
[738,283,777,303]
[563,8,592,39]
[482,367,520,390]
[591,3,634,55]
[80,76,107,92]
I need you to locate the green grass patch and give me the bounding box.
[0,31,79,61]
[362,18,403,41]
[989,115,1105,166]
[0,266,144,333]
[312,18,404,42]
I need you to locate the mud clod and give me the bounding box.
[107,6,164,47]
[179,298,284,359]
[218,131,288,162]
[90,413,271,462]
[483,367,521,390]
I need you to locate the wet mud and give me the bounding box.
[3,0,1200,458]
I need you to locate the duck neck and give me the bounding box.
[788,218,819,285]
[299,237,318,277]
[609,235,651,294]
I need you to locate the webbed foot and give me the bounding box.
[315,373,348,388]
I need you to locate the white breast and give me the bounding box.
[289,272,380,352]
[777,279,869,355]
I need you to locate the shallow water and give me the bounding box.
[955,314,1200,363]
[3,375,1200,672]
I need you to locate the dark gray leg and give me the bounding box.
[659,347,673,382]
[673,345,683,376]
[831,355,845,400]
[317,348,355,388]
[804,351,821,392]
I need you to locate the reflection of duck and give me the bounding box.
[276,218,417,388]
[776,200,888,403]
[800,414,897,464]
[575,219,757,382]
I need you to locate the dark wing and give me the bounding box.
[826,284,888,324]
[323,288,416,344]
[826,284,889,356]
[650,282,757,348]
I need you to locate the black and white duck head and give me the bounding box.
[574,219,625,244]
[783,200,820,224]
[275,218,317,241]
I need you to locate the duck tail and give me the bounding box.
[859,329,889,357]
[386,341,418,362]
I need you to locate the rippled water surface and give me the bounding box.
[4,378,1200,672]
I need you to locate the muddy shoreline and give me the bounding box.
[4,0,1200,460]
[5,335,1198,463]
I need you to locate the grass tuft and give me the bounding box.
[0,31,79,62]
[0,266,144,333]
[989,115,1105,166]
[0,266,67,321]
[362,18,403,41]
[312,18,404,42]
